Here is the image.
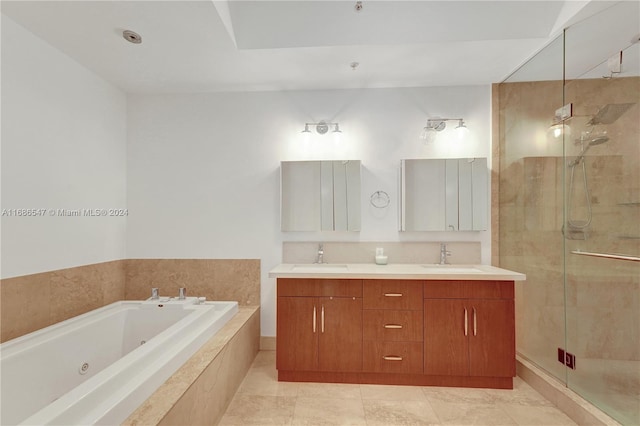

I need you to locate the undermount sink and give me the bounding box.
[421,265,484,273]
[291,264,348,272]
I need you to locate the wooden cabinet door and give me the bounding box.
[424,299,469,376]
[276,297,318,371]
[468,299,515,377]
[318,297,363,372]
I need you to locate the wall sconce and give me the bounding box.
[302,121,341,135]
[420,118,467,140]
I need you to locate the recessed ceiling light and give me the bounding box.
[122,30,142,44]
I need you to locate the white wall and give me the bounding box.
[1,15,127,278]
[127,85,491,336]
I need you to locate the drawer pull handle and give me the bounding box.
[384,293,403,297]
[384,324,403,329]
[313,306,316,333]
[473,307,477,336]
[383,356,403,361]
[464,308,468,336]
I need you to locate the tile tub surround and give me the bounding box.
[124,306,260,426]
[1,258,260,343]
[125,259,260,306]
[0,260,126,342]
[283,241,481,265]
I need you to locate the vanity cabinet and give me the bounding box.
[275,276,515,389]
[362,280,423,374]
[423,281,515,379]
[276,279,363,373]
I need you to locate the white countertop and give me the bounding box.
[268,263,526,281]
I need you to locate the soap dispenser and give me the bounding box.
[375,248,388,265]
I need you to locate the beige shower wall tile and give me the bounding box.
[125,259,260,305]
[0,272,51,342]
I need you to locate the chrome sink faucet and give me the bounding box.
[315,243,326,264]
[439,243,451,265]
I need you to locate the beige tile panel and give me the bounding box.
[363,399,440,425]
[125,306,260,426]
[0,271,52,342]
[219,395,296,425]
[427,401,517,425]
[125,259,260,305]
[292,396,366,425]
[0,260,125,343]
[283,242,481,265]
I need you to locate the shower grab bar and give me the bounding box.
[571,250,640,262]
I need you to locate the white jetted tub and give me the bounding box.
[0,297,238,425]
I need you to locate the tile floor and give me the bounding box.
[219,351,577,425]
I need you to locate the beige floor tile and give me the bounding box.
[219,353,579,426]
[429,402,517,425]
[219,394,296,425]
[360,384,428,401]
[292,397,366,425]
[499,403,578,425]
[422,386,497,404]
[237,370,300,397]
[297,382,362,400]
[251,349,277,368]
[363,399,440,425]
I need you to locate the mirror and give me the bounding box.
[281,160,361,231]
[400,158,488,231]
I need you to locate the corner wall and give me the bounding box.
[1,14,127,279]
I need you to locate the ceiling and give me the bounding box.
[0,1,632,94]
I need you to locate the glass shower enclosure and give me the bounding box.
[497,2,639,424]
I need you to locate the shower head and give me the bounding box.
[587,103,635,125]
[569,135,609,167]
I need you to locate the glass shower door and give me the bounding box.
[563,3,640,423]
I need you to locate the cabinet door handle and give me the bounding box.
[384,324,403,329]
[384,293,403,297]
[464,308,468,336]
[321,305,325,333]
[473,307,477,336]
[383,356,403,361]
[313,306,316,333]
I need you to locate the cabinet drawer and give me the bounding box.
[363,341,423,374]
[363,310,423,342]
[278,278,363,297]
[423,280,514,299]
[363,280,423,310]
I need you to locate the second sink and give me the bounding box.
[421,265,484,273]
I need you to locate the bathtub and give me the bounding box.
[0,297,239,425]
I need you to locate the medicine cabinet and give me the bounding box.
[400,158,488,231]
[281,160,361,232]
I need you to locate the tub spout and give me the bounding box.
[178,288,187,300]
[151,288,159,300]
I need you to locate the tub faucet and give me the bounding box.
[151,288,159,300]
[178,288,187,300]
[315,243,326,264]
[439,243,451,265]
